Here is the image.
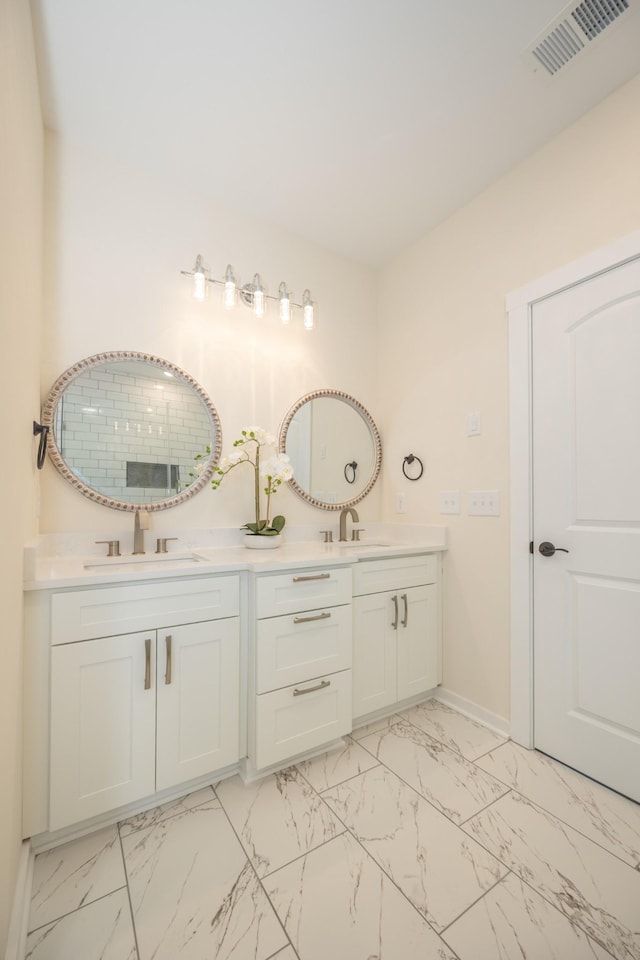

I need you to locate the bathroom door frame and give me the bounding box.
[507,226,640,748]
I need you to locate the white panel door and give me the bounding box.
[532,257,640,801]
[155,619,240,791]
[50,632,156,830]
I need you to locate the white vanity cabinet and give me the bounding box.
[352,555,441,720]
[250,566,353,771]
[30,576,240,834]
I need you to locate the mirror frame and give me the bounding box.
[41,351,222,512]
[279,388,382,510]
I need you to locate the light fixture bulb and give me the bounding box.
[223,264,236,309]
[192,255,207,301]
[302,289,314,330]
[279,281,291,324]
[253,273,265,318]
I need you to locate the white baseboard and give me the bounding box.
[4,840,32,960]
[434,687,510,738]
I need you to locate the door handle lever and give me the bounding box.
[539,541,569,557]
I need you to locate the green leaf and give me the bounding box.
[271,515,286,533]
[243,520,268,533]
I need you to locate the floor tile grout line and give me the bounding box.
[211,780,301,959]
[437,869,514,937]
[457,794,633,959]
[116,821,142,960]
[118,784,217,837]
[437,868,620,960]
[312,763,491,953]
[461,780,640,876]
[25,884,129,937]
[294,758,383,797]
[468,741,510,765]
[500,863,621,960]
[354,726,511,830]
[505,788,640,873]
[463,744,640,870]
[317,805,463,957]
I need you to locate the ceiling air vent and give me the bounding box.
[527,0,636,76]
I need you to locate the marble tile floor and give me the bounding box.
[25,698,640,960]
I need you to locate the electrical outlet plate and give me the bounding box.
[467,490,500,516]
[439,491,460,515]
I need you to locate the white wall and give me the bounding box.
[0,0,42,950]
[378,72,640,722]
[41,133,380,540]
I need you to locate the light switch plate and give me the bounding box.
[468,490,500,516]
[439,491,460,515]
[467,412,481,436]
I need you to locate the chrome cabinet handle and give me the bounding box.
[165,635,172,685]
[292,573,331,583]
[392,594,399,630]
[293,679,331,697]
[144,637,151,690]
[401,593,408,628]
[293,612,331,624]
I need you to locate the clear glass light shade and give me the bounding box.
[253,274,265,318]
[223,264,236,309]
[192,255,208,301]
[279,282,291,324]
[302,289,314,330]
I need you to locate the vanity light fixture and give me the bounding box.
[181,255,314,329]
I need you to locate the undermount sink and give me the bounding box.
[335,540,391,549]
[84,551,201,570]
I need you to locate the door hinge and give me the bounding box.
[529,540,534,554]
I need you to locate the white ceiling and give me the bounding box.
[31,0,640,266]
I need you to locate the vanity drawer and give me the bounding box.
[256,567,352,618]
[51,576,240,645]
[352,555,437,596]
[255,669,352,769]
[256,604,352,693]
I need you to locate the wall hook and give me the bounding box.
[402,453,424,480]
[33,421,50,470]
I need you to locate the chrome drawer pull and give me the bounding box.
[292,573,331,583]
[165,635,172,685]
[293,679,331,697]
[144,637,151,690]
[401,594,408,628]
[392,594,399,630]
[293,612,331,624]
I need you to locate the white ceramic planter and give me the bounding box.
[243,533,284,550]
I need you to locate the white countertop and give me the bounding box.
[24,527,447,591]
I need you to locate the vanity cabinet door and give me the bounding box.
[352,592,397,718]
[50,632,156,831]
[396,585,439,702]
[156,618,240,791]
[353,581,441,722]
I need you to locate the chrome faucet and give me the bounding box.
[338,506,359,542]
[133,509,150,555]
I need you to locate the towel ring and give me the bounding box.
[344,460,358,484]
[33,421,50,470]
[402,454,424,481]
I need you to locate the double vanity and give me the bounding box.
[26,350,445,845]
[23,531,445,844]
